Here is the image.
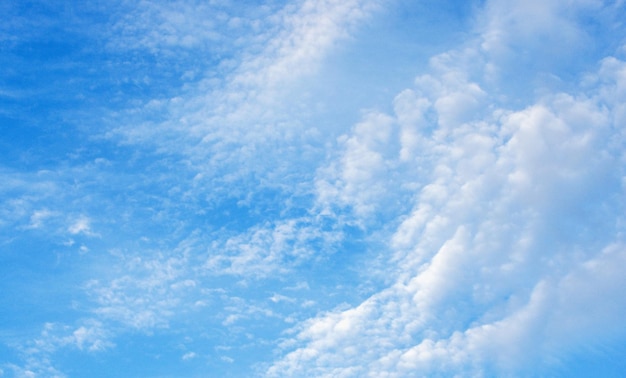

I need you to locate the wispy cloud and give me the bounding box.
[106,0,384,186]
[67,216,95,236]
[6,321,112,378]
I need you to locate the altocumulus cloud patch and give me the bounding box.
[1,0,626,377]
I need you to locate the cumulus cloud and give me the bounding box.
[316,112,397,219]
[267,2,626,375]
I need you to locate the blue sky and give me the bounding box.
[1,0,626,376]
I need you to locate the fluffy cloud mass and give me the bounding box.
[269,1,626,376]
[270,56,626,376]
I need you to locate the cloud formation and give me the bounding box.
[1,0,626,377]
[267,1,626,376]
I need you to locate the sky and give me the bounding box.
[1,0,626,377]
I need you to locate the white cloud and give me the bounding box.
[6,321,113,378]
[106,0,384,195]
[70,324,113,352]
[182,351,197,361]
[85,250,194,330]
[107,0,232,54]
[270,294,295,304]
[389,243,626,376]
[475,0,625,98]
[221,355,235,364]
[25,209,56,230]
[316,112,396,219]
[67,216,94,236]
[229,0,383,94]
[204,217,342,278]
[479,0,598,56]
[2,4,386,372]
[0,171,60,229]
[267,14,626,376]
